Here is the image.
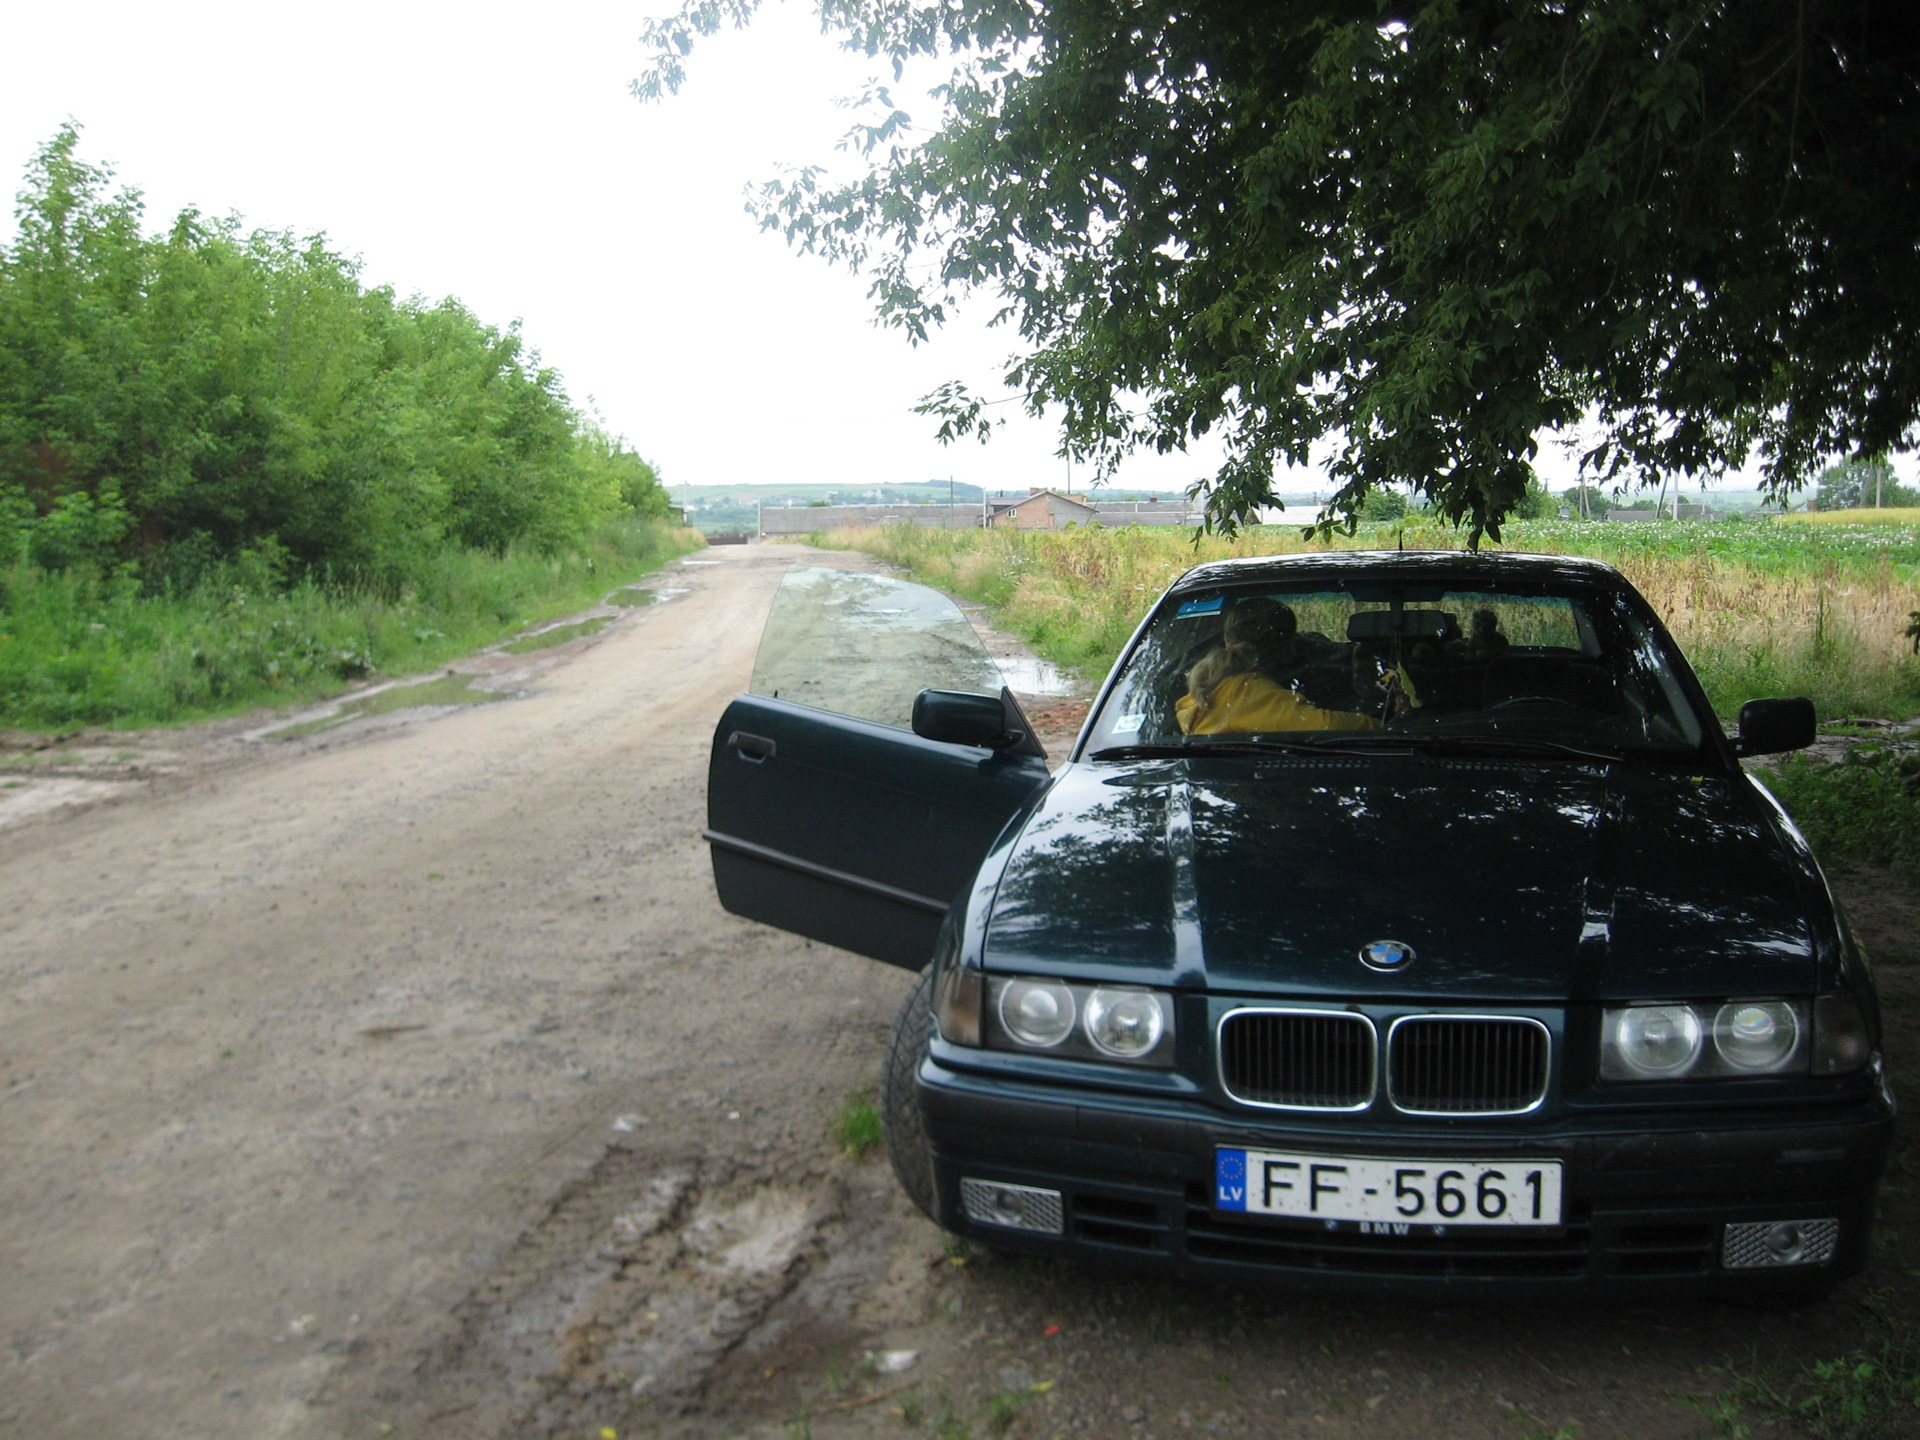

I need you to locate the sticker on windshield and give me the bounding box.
[1112,712,1145,735]
[1175,595,1224,618]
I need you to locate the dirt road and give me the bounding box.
[2,543,1912,1440]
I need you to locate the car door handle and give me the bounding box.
[727,730,776,762]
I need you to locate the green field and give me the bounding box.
[814,515,1920,887]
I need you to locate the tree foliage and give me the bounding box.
[1814,455,1920,509]
[0,126,668,586]
[639,0,1920,542]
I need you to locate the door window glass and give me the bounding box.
[751,566,1005,728]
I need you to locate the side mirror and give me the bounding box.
[913,686,1048,759]
[913,688,1004,747]
[1735,697,1816,757]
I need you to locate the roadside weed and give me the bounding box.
[1709,1338,1920,1440]
[1759,742,1920,888]
[835,1094,883,1158]
[0,519,700,730]
[982,1387,1028,1436]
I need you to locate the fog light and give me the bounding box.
[1722,1218,1839,1269]
[960,1178,1064,1234]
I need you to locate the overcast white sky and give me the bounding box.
[0,0,1238,498]
[2,3,1905,505]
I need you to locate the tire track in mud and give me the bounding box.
[315,1142,881,1436]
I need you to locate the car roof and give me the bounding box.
[1170,549,1626,595]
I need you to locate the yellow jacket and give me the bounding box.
[1176,671,1380,736]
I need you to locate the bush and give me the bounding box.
[1358,489,1407,521]
[0,125,670,589]
[1760,742,1920,887]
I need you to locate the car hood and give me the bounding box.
[980,756,1815,1001]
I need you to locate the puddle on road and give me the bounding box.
[608,586,688,608]
[994,654,1076,697]
[680,559,723,566]
[502,618,607,654]
[268,673,506,740]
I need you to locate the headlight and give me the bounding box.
[1604,1004,1702,1077]
[1602,998,1816,1081]
[1713,1000,1799,1071]
[998,979,1076,1048]
[1084,988,1166,1058]
[985,976,1175,1067]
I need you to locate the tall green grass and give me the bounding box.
[1762,743,1920,884]
[817,519,1920,722]
[0,519,702,730]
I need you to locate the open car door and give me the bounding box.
[704,567,1053,969]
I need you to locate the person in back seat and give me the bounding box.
[1461,608,1510,661]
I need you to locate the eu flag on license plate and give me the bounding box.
[1215,1148,1248,1211]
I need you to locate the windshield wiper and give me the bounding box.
[1394,733,1628,764]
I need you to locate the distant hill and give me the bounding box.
[671,480,1203,534]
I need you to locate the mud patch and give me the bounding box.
[503,618,608,654]
[0,774,137,829]
[318,1147,850,1437]
[264,673,508,740]
[609,586,691,608]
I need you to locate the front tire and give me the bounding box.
[881,969,937,1219]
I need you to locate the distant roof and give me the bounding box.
[987,488,1100,513]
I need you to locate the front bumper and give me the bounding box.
[918,1054,1894,1298]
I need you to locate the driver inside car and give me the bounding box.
[1176,597,1380,735]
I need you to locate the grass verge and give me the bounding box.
[834,1095,883,1158]
[0,519,703,730]
[1759,741,1920,894]
[1707,1336,1920,1440]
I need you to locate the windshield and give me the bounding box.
[1085,580,1708,758]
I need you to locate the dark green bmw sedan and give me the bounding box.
[706,551,1893,1297]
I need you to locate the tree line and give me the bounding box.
[0,125,668,594]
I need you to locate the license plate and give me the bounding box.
[1215,1147,1563,1229]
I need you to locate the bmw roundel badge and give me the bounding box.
[1360,939,1415,972]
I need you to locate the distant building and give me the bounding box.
[987,489,1102,530]
[1605,502,1715,522]
[1090,499,1206,527]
